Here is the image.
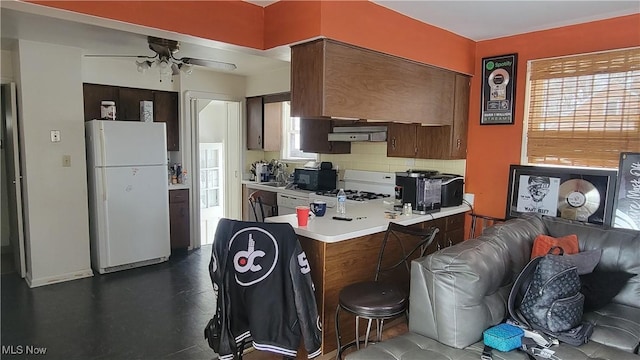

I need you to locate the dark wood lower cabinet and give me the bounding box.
[298,212,466,355]
[169,189,190,250]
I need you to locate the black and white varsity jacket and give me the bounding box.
[207,219,322,359]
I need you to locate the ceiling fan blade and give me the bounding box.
[84,54,158,60]
[182,57,237,71]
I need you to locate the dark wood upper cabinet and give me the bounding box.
[449,74,470,159]
[246,93,288,151]
[291,39,456,125]
[119,88,153,121]
[246,96,264,150]
[299,118,350,154]
[154,91,179,151]
[82,83,180,151]
[387,123,417,158]
[82,83,119,121]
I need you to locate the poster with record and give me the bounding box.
[612,152,640,230]
[506,165,617,226]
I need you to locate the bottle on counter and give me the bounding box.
[336,188,347,215]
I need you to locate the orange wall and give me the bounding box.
[465,14,640,221]
[28,1,266,49]
[29,0,475,74]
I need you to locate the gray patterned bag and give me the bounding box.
[508,248,594,346]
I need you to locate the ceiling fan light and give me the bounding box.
[181,63,193,75]
[171,63,181,76]
[136,60,151,73]
[157,58,169,69]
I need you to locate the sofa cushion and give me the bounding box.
[344,333,486,360]
[467,339,640,359]
[581,271,636,311]
[347,333,640,360]
[542,216,640,308]
[583,302,640,354]
[408,214,546,349]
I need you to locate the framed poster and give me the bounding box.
[506,165,617,226]
[481,53,517,125]
[612,152,640,230]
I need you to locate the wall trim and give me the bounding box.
[26,268,94,288]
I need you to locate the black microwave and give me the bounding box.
[293,168,337,191]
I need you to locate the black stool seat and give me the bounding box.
[339,281,407,318]
[334,223,439,359]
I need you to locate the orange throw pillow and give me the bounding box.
[531,234,579,259]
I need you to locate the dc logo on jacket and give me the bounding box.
[229,227,278,286]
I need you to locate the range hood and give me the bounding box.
[328,126,387,142]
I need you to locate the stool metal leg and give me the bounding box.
[335,304,342,360]
[355,315,361,350]
[364,318,373,348]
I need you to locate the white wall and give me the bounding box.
[82,57,178,92]
[198,100,226,143]
[15,40,93,286]
[245,65,290,97]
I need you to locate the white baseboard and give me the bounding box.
[26,268,94,288]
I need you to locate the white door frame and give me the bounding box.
[184,91,243,249]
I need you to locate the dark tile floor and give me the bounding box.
[1,246,218,360]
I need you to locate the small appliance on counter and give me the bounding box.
[293,168,337,191]
[395,169,442,214]
[433,174,464,207]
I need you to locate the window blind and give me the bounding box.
[526,48,640,168]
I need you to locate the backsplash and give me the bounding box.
[257,142,466,179]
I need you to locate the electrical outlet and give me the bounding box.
[50,130,61,142]
[62,155,71,167]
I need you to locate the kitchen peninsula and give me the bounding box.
[266,200,470,354]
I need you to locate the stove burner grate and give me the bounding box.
[315,190,391,201]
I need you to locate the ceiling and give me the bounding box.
[2,1,638,76]
[372,1,639,41]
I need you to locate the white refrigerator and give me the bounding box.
[85,120,171,274]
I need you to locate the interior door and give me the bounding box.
[2,83,26,277]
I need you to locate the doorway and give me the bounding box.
[188,93,242,247]
[1,83,26,277]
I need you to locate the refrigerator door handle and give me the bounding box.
[100,128,108,200]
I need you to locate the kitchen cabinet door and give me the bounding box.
[263,102,282,152]
[154,91,179,151]
[292,39,457,125]
[83,83,119,121]
[119,87,153,121]
[169,189,190,250]
[387,123,416,158]
[246,96,264,150]
[300,118,350,154]
[449,74,470,159]
[416,125,449,159]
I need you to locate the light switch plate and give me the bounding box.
[62,155,71,167]
[50,130,61,142]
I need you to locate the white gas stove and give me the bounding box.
[309,170,396,208]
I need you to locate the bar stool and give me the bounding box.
[334,223,439,359]
[248,190,277,222]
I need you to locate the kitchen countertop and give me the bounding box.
[266,199,471,243]
[168,184,190,190]
[242,180,313,198]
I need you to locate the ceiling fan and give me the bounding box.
[85,36,237,76]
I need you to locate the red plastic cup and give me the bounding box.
[296,206,310,227]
